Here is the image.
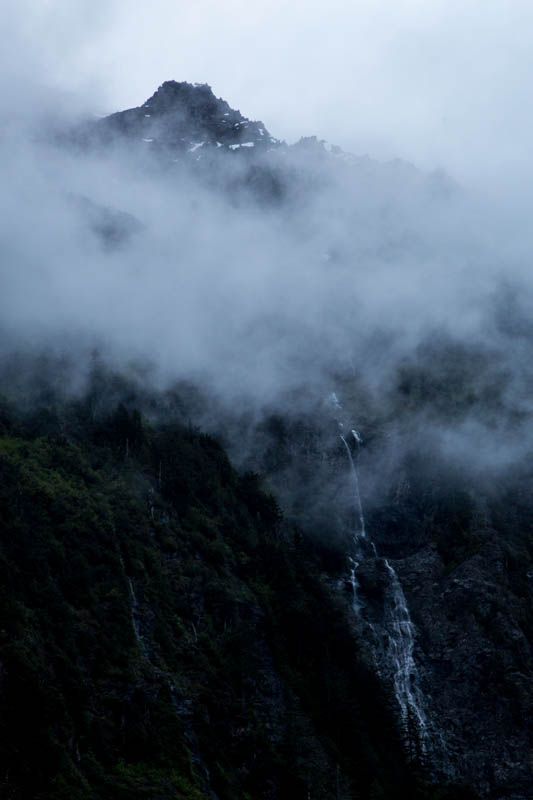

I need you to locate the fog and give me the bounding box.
[8,1,533,185]
[3,69,533,504]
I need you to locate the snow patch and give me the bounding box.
[229,142,255,150]
[188,142,205,153]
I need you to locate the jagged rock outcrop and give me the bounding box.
[79,80,281,159]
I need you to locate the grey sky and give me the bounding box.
[6,0,533,185]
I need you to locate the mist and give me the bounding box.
[3,74,533,508]
[9,1,533,186]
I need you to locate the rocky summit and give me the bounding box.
[83,80,281,158]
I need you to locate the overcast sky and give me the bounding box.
[6,0,533,183]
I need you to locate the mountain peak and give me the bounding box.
[141,80,234,119]
[85,80,280,158]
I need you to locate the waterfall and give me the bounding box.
[331,393,429,758]
[339,428,367,614]
[128,577,145,649]
[383,559,428,754]
[347,557,361,614]
[340,432,366,539]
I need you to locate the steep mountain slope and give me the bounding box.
[0,382,474,800]
[232,351,533,800]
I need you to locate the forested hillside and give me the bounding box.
[0,374,475,800]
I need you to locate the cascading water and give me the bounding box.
[340,429,373,615]
[340,431,366,539]
[383,559,428,754]
[330,393,429,759]
[128,577,145,652]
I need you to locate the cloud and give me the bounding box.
[260,0,533,184]
[7,0,533,184]
[3,14,533,487]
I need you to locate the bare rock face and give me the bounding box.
[368,479,533,799]
[251,411,533,799]
[398,543,532,798]
[80,80,281,158]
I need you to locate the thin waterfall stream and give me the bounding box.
[127,576,147,656]
[383,560,428,748]
[340,432,366,539]
[330,394,429,757]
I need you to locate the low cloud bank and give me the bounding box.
[2,87,533,487]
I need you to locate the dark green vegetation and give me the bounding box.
[0,368,477,800]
